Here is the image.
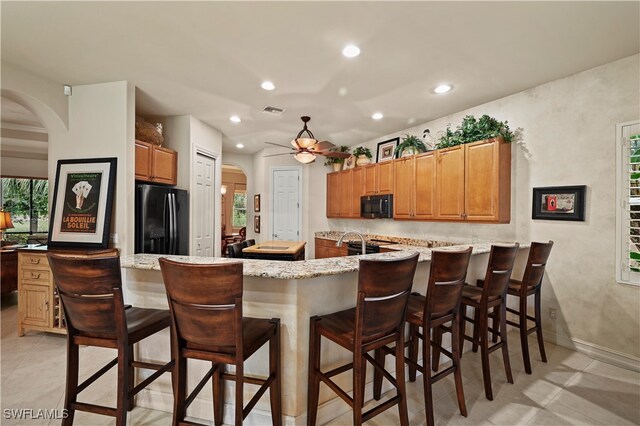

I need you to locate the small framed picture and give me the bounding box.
[254,194,261,212]
[376,138,399,163]
[343,155,356,170]
[48,157,117,248]
[532,185,586,221]
[254,215,260,233]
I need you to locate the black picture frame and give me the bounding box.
[254,215,260,233]
[254,194,261,212]
[532,185,586,221]
[376,138,399,163]
[48,157,117,248]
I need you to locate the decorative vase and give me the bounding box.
[332,162,343,172]
[356,155,371,166]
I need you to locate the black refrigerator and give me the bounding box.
[135,184,189,255]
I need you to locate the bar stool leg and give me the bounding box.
[352,349,364,426]
[500,303,514,384]
[451,313,467,417]
[373,348,384,400]
[270,319,282,426]
[395,334,409,426]
[235,362,244,425]
[458,306,466,353]
[519,295,532,374]
[408,323,418,382]
[212,362,224,426]
[491,306,499,343]
[115,346,130,426]
[127,344,135,411]
[534,289,547,363]
[432,326,442,372]
[173,356,187,425]
[472,307,481,353]
[422,329,435,426]
[307,317,321,426]
[62,339,79,426]
[479,307,493,401]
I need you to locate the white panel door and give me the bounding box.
[193,152,215,256]
[272,168,301,241]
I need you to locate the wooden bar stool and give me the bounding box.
[227,241,244,258]
[376,247,473,426]
[48,250,174,426]
[505,241,554,374]
[458,244,519,401]
[307,253,419,426]
[159,258,281,426]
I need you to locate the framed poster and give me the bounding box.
[532,185,586,221]
[254,215,260,233]
[376,137,399,163]
[48,158,117,248]
[254,194,261,212]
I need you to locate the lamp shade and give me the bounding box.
[0,211,14,230]
[294,152,316,164]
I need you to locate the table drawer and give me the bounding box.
[21,268,50,283]
[20,254,49,268]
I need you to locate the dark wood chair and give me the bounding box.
[505,241,554,374]
[374,248,472,426]
[307,253,419,426]
[457,244,519,400]
[47,250,174,426]
[159,258,281,426]
[242,239,256,249]
[227,241,244,258]
[239,226,247,241]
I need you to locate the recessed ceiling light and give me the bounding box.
[372,112,383,120]
[342,44,360,58]
[338,87,348,96]
[434,84,453,94]
[261,81,275,91]
[236,143,244,149]
[230,115,241,123]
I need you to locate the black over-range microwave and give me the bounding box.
[360,194,393,218]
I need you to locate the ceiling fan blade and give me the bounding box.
[320,151,351,158]
[263,152,295,158]
[265,141,295,150]
[315,141,335,151]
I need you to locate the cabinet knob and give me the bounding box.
[31,272,40,279]
[29,258,40,264]
[45,301,49,311]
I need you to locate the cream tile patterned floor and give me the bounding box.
[1,293,638,425]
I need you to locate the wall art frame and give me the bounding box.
[376,137,399,163]
[532,185,586,221]
[48,157,117,248]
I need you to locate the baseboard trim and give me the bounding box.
[545,330,640,372]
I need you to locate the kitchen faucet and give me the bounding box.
[337,230,366,255]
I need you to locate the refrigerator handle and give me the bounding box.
[169,193,177,254]
[163,194,170,254]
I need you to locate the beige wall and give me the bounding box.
[303,54,640,358]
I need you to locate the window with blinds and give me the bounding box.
[616,121,640,285]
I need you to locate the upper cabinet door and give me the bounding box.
[393,157,413,219]
[152,146,178,185]
[377,162,393,194]
[465,137,511,222]
[326,172,341,218]
[363,164,377,195]
[351,167,364,218]
[135,140,153,181]
[435,146,465,220]
[414,152,436,219]
[339,170,353,217]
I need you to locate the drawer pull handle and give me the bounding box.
[31,273,41,279]
[29,258,40,264]
[45,301,49,311]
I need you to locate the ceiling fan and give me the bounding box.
[264,116,351,164]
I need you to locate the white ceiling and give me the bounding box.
[1,1,638,155]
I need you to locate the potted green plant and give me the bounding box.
[353,146,373,166]
[324,146,350,171]
[436,114,514,149]
[394,134,428,158]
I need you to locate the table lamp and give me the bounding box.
[0,209,14,241]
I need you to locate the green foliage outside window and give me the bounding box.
[1,178,49,238]
[232,192,247,228]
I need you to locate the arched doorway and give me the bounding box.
[221,163,248,255]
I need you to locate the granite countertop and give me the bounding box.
[121,236,525,280]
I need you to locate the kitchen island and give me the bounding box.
[121,238,528,425]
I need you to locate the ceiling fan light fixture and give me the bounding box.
[294,152,316,164]
[296,137,317,149]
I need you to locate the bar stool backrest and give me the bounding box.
[520,241,554,292]
[159,259,243,352]
[425,248,473,319]
[245,239,256,247]
[357,253,419,343]
[227,242,244,258]
[48,249,123,339]
[482,244,520,300]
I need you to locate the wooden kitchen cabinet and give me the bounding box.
[363,162,393,195]
[135,139,178,185]
[18,252,65,336]
[435,145,465,220]
[315,238,348,259]
[393,152,436,219]
[326,171,341,217]
[327,168,364,218]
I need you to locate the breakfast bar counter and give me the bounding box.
[120,240,529,425]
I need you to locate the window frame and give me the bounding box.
[0,176,49,236]
[231,188,247,230]
[615,120,640,286]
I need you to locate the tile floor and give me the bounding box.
[2,293,638,425]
